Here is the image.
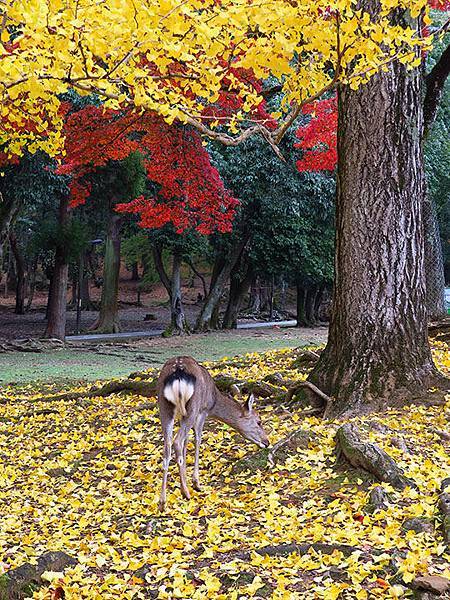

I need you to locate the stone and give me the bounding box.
[402,518,434,534]
[413,575,450,595]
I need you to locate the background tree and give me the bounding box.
[210,131,335,330]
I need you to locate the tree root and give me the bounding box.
[0,338,65,354]
[231,428,312,474]
[213,374,278,398]
[0,551,77,600]
[256,541,370,559]
[335,424,417,490]
[9,379,158,404]
[285,380,331,408]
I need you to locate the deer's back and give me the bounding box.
[157,356,216,415]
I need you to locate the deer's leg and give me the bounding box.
[193,413,207,491]
[174,416,195,500]
[158,405,175,512]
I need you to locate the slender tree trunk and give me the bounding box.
[296,285,309,327]
[80,268,91,309]
[195,235,248,332]
[304,285,318,326]
[309,54,444,418]
[91,213,121,333]
[421,44,450,319]
[25,258,37,312]
[130,262,139,281]
[9,232,26,315]
[153,246,188,335]
[168,252,188,335]
[313,283,326,323]
[248,277,262,313]
[222,263,253,329]
[45,195,70,341]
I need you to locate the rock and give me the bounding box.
[439,479,450,546]
[413,575,450,595]
[366,485,390,511]
[0,551,77,600]
[391,436,410,454]
[402,518,434,534]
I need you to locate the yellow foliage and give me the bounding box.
[0,342,448,598]
[0,0,433,157]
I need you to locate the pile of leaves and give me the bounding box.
[0,342,448,599]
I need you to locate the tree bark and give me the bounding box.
[223,262,253,329]
[130,262,139,281]
[168,251,188,334]
[153,246,188,334]
[9,231,26,315]
[421,43,450,320]
[25,258,37,312]
[195,235,249,332]
[45,195,70,341]
[423,191,446,319]
[309,50,444,418]
[91,212,121,334]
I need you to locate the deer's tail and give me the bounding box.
[163,369,196,418]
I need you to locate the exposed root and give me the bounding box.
[335,424,417,490]
[0,551,77,599]
[9,379,158,405]
[285,380,331,408]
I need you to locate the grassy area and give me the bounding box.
[0,326,328,385]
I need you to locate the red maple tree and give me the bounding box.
[295,95,337,172]
[57,105,239,234]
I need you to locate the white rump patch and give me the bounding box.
[163,379,195,417]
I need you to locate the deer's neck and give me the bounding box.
[209,392,243,430]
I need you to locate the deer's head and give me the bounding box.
[236,394,270,448]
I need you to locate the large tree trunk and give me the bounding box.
[91,213,121,334]
[9,231,26,315]
[195,235,249,332]
[45,195,70,341]
[309,53,444,418]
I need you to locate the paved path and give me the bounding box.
[66,320,298,343]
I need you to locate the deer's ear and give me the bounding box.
[245,393,255,413]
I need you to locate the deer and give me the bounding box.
[157,355,269,511]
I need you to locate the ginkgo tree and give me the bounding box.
[0,0,433,157]
[1,0,449,415]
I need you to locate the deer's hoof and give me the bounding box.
[158,499,166,512]
[181,488,191,500]
[192,481,202,492]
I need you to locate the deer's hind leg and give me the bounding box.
[193,412,207,491]
[173,414,196,500]
[158,400,175,512]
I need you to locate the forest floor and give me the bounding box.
[0,326,327,385]
[0,341,449,599]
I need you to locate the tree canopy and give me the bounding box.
[1,0,434,157]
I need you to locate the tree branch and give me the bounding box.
[423,43,450,139]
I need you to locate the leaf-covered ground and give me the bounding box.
[0,342,449,599]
